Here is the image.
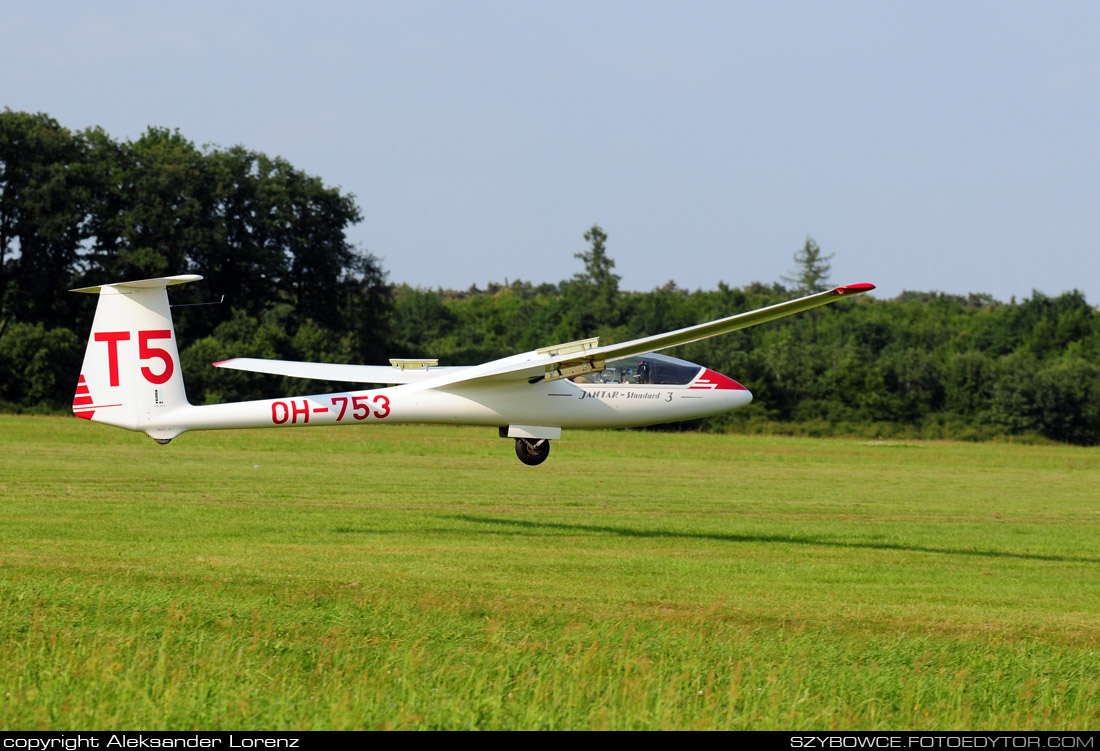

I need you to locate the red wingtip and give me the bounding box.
[212,360,230,367]
[835,283,876,295]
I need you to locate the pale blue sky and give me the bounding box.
[4,1,1097,302]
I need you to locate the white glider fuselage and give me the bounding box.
[100,368,752,442]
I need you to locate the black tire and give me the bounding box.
[515,437,550,466]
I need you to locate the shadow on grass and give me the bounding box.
[440,514,1100,564]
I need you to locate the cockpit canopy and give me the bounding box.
[570,352,702,385]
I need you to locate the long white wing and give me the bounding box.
[212,358,467,384]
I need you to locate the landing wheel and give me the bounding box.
[515,437,550,466]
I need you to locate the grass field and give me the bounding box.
[1,414,1098,730]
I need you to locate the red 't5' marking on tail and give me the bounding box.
[95,330,175,386]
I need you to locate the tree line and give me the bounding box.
[2,110,1098,445]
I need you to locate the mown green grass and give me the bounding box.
[1,415,1098,730]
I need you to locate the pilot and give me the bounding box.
[637,360,650,384]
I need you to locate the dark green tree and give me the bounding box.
[0,111,394,406]
[574,224,619,291]
[0,110,90,330]
[560,223,622,336]
[783,236,834,294]
[82,126,208,283]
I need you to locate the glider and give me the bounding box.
[72,275,874,464]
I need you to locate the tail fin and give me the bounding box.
[72,275,201,441]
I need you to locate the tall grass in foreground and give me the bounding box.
[1,416,1098,729]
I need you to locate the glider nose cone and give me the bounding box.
[699,368,748,391]
[697,368,753,408]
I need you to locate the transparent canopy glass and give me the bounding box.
[570,352,702,385]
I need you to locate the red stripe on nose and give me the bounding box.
[698,369,747,390]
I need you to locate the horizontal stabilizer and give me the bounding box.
[71,275,203,294]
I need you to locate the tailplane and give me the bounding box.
[72,275,201,442]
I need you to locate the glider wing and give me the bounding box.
[212,358,466,384]
[408,283,876,391]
